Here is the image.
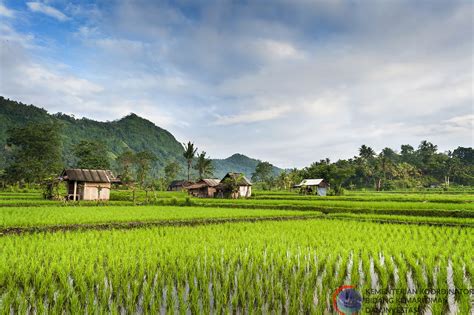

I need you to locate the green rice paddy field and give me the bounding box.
[1,189,473,313]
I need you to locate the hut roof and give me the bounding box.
[295,179,325,187]
[60,169,118,183]
[220,172,252,186]
[187,179,220,190]
[201,178,220,186]
[169,180,193,188]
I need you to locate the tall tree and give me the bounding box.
[359,145,375,160]
[400,144,415,164]
[5,122,63,184]
[374,149,396,190]
[116,150,135,184]
[182,141,198,181]
[392,162,421,188]
[73,140,110,169]
[452,147,474,166]
[357,146,376,187]
[451,147,474,185]
[276,171,292,190]
[194,151,214,179]
[417,141,437,167]
[164,160,181,184]
[252,161,275,189]
[135,150,156,187]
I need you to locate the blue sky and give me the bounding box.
[0,0,472,168]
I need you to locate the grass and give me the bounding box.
[325,212,474,227]
[192,198,474,219]
[1,219,472,313]
[251,192,473,203]
[198,197,474,210]
[0,205,319,229]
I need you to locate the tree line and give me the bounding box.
[1,121,472,192]
[251,141,473,192]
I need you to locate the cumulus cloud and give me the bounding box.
[27,2,68,21]
[0,3,14,17]
[0,27,103,117]
[215,106,292,125]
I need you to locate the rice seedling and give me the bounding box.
[1,218,471,313]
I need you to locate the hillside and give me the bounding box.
[0,96,282,180]
[212,153,282,179]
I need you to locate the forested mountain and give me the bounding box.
[213,153,282,179]
[0,96,280,179]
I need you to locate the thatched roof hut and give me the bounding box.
[216,172,252,198]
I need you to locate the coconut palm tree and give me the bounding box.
[358,145,375,160]
[183,141,198,180]
[194,151,214,179]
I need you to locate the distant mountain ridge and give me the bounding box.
[212,153,282,179]
[0,96,282,179]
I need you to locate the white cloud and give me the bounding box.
[24,63,103,96]
[0,36,103,116]
[253,39,305,60]
[27,2,68,21]
[441,114,474,132]
[215,106,291,125]
[0,24,35,47]
[109,99,179,129]
[0,3,14,17]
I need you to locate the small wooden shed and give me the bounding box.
[294,179,329,196]
[216,172,252,198]
[168,180,193,191]
[187,179,220,198]
[60,169,119,201]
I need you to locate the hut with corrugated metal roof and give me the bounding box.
[294,179,329,196]
[60,169,119,201]
[187,178,220,198]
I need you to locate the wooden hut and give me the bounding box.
[294,179,329,196]
[187,179,220,198]
[216,172,252,198]
[168,180,193,191]
[60,169,119,201]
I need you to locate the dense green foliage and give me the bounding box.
[271,143,473,192]
[0,97,184,176]
[72,140,110,169]
[4,122,63,183]
[252,161,275,189]
[164,161,181,184]
[194,151,215,179]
